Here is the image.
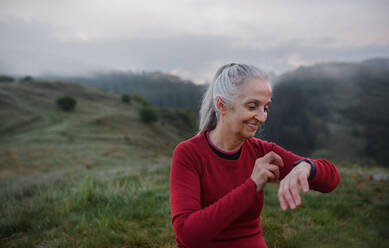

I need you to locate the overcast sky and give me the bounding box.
[0,0,388,83]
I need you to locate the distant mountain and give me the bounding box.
[361,58,389,70]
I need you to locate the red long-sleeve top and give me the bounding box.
[170,132,340,248]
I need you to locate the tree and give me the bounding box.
[160,107,197,133]
[0,75,14,82]
[132,94,151,105]
[56,96,77,112]
[21,76,33,82]
[139,106,158,124]
[260,82,318,156]
[121,94,131,104]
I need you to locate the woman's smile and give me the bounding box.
[245,121,259,131]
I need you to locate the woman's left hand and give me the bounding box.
[278,162,311,210]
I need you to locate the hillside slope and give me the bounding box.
[0,81,185,247]
[0,81,186,177]
[41,71,206,113]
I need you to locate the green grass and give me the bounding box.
[1,159,388,247]
[1,81,388,247]
[261,163,389,248]
[0,164,175,248]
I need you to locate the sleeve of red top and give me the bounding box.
[170,143,258,248]
[259,140,340,193]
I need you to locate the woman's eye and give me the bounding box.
[248,105,256,110]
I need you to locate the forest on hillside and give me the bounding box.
[261,59,389,167]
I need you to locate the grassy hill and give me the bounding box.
[40,71,207,114]
[0,81,388,247]
[0,81,187,247]
[0,80,188,151]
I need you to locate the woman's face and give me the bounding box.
[222,77,272,140]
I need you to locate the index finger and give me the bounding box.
[263,151,284,167]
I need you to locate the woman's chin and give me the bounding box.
[243,129,257,139]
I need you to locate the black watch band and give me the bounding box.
[293,158,316,181]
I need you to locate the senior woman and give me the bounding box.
[169,63,340,248]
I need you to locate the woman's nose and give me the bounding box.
[255,109,267,123]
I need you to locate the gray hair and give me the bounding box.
[198,63,268,133]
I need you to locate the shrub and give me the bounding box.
[56,96,77,112]
[121,94,131,104]
[132,94,151,105]
[160,107,197,132]
[21,76,33,82]
[139,106,158,124]
[0,75,14,82]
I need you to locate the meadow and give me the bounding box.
[0,81,388,247]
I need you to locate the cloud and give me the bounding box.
[0,0,388,80]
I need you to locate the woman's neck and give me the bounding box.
[208,124,245,152]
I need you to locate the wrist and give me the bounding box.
[250,177,265,192]
[298,162,311,176]
[293,158,316,181]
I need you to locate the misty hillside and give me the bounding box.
[41,72,206,113]
[262,58,389,166]
[30,58,389,166]
[0,81,189,160]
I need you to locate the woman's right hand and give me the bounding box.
[250,151,284,192]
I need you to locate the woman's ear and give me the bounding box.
[215,97,228,116]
